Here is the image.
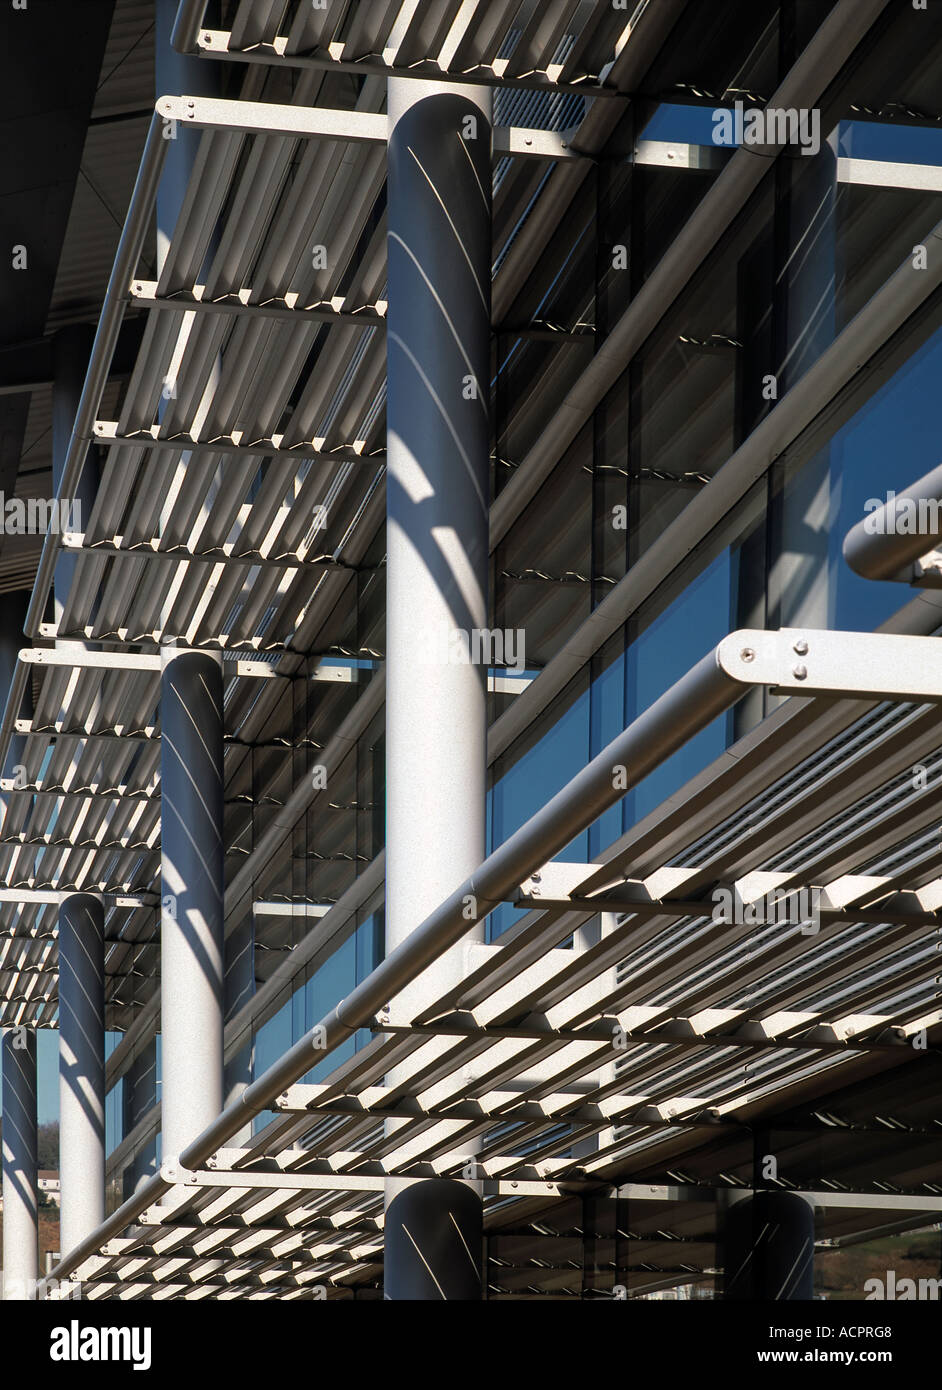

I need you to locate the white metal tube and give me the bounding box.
[58,893,105,1252]
[384,76,493,1295]
[159,647,224,1157]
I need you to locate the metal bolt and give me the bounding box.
[740,648,755,663]
[793,664,808,680]
[793,639,808,656]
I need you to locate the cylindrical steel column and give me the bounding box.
[58,893,105,1252]
[385,1179,484,1301]
[2,1029,38,1299]
[159,648,224,1158]
[383,77,492,1299]
[723,1191,815,1300]
[122,1040,159,1198]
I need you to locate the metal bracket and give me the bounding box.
[156,95,584,162]
[718,627,942,701]
[912,548,942,587]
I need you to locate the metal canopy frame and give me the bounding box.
[42,623,942,1297]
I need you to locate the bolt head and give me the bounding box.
[793,639,809,656]
[793,664,808,680]
[740,648,755,663]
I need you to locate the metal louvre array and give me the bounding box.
[179,0,642,94]
[58,675,942,1299]
[0,62,395,1026]
[21,0,942,1300]
[0,0,651,1030]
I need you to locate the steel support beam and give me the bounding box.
[159,647,224,1157]
[18,647,289,680]
[58,892,105,1252]
[1,1029,38,1299]
[156,0,218,275]
[383,75,493,1299]
[718,627,942,701]
[844,459,942,582]
[52,326,99,632]
[223,910,254,1143]
[91,419,378,464]
[0,591,31,830]
[157,94,581,160]
[129,278,387,326]
[59,533,354,571]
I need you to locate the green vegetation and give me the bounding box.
[817,1228,941,1300]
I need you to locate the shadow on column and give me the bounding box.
[385,1179,483,1300]
[723,1191,815,1300]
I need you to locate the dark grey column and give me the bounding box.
[0,590,31,820]
[723,1191,815,1300]
[58,892,105,1252]
[1,1029,38,1299]
[385,1179,483,1301]
[383,77,492,1298]
[159,648,224,1157]
[122,1039,159,1198]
